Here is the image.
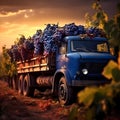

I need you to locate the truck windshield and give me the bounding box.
[71,40,109,53]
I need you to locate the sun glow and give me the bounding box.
[0,22,45,53]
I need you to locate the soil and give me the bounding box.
[0,79,120,120]
[0,80,80,120]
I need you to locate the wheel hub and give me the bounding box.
[59,83,66,100]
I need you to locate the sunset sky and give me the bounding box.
[0,0,119,52]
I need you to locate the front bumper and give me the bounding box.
[72,79,111,86]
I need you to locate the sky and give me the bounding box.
[0,0,119,52]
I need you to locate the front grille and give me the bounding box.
[79,62,108,80]
[81,62,107,74]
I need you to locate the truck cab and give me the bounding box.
[53,35,115,105]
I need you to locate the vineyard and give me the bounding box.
[0,1,120,120]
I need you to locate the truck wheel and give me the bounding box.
[8,77,12,88]
[12,76,18,90]
[18,75,23,94]
[23,74,34,97]
[11,77,15,89]
[58,77,73,105]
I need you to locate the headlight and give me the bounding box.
[82,68,88,75]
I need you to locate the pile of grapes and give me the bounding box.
[8,23,106,62]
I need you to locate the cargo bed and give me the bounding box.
[17,54,56,73]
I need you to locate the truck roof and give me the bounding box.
[64,36,107,42]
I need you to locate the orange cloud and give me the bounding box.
[0,9,34,17]
[0,10,26,17]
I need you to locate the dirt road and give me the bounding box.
[0,80,79,120]
[1,79,120,120]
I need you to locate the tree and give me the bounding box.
[104,3,120,57]
[85,0,108,29]
[77,1,120,120]
[0,46,17,78]
[85,0,120,57]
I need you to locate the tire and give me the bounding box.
[58,77,74,105]
[23,74,35,97]
[8,77,12,88]
[12,76,18,90]
[18,75,23,94]
[12,77,15,89]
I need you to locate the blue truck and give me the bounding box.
[13,35,115,105]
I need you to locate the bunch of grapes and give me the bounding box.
[24,40,34,51]
[42,24,58,55]
[19,46,28,61]
[86,27,106,38]
[78,25,86,34]
[11,45,22,61]
[53,29,64,43]
[64,23,79,36]
[32,29,44,56]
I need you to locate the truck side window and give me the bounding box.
[59,43,67,54]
